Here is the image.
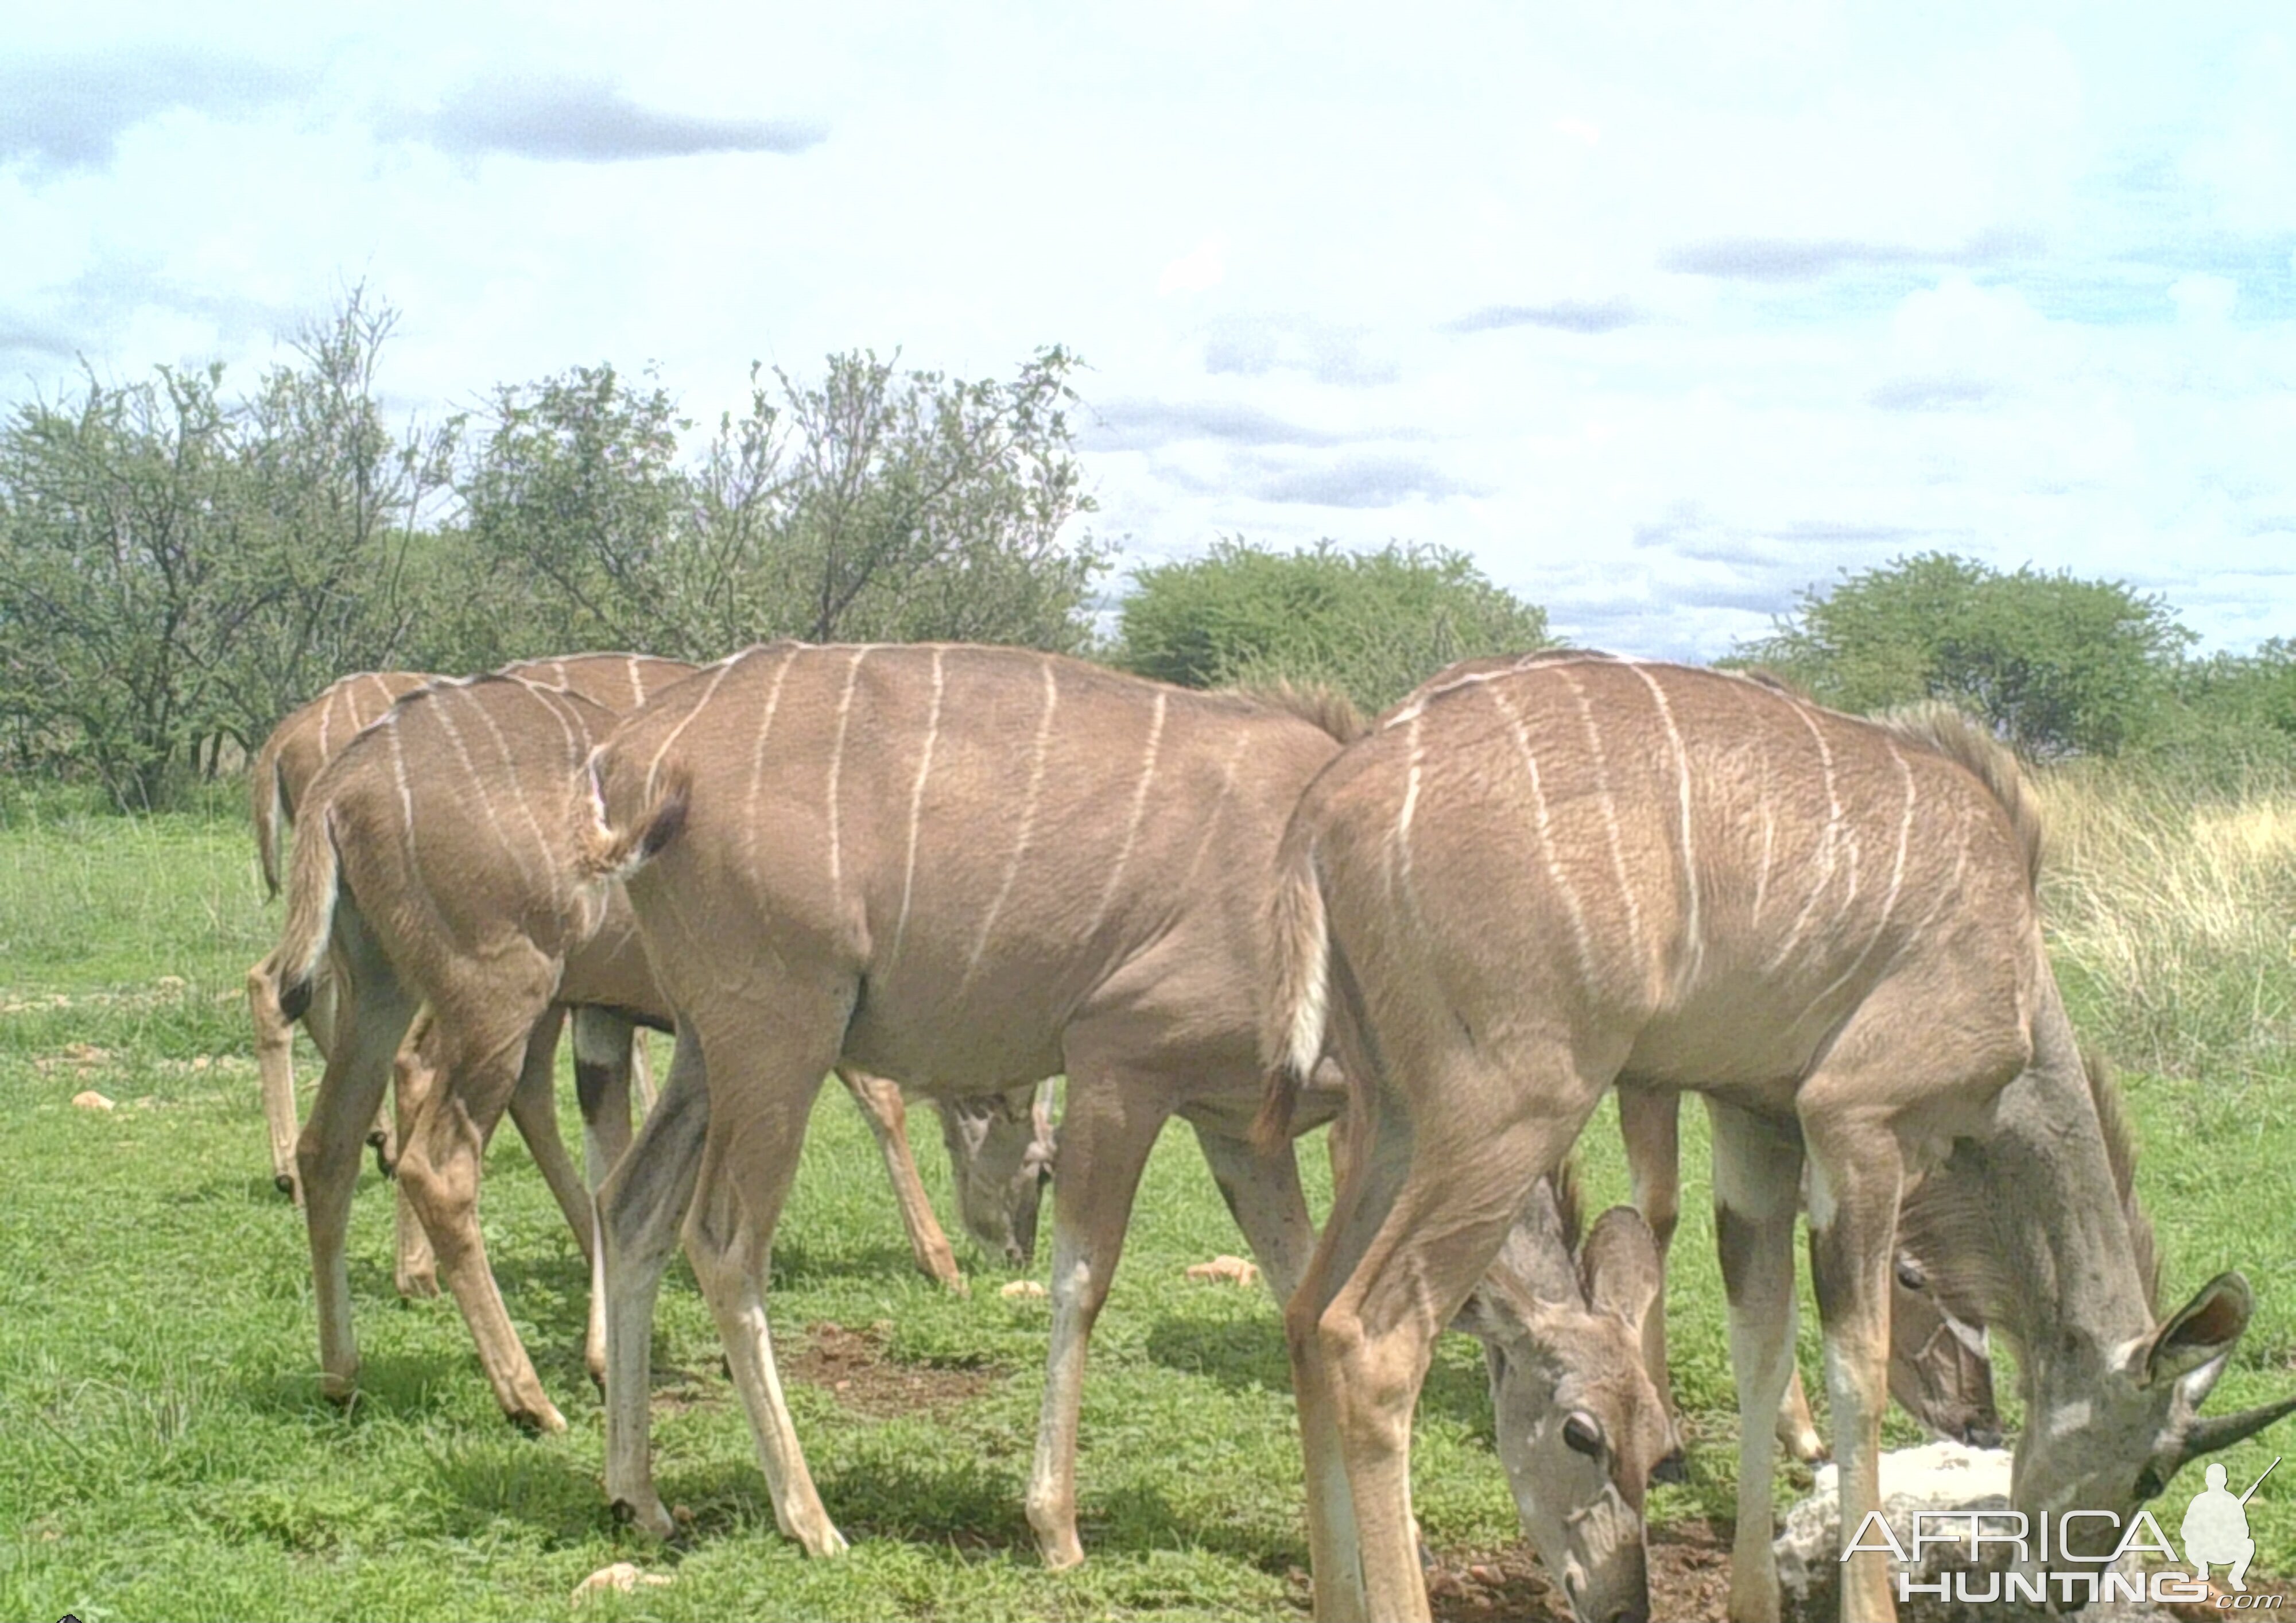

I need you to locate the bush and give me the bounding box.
[1111,539,1552,713]
[1733,552,2190,759]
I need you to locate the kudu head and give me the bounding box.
[1455,1183,1670,1623]
[1888,1250,2001,1450]
[2016,1270,2296,1562]
[937,1084,1057,1268]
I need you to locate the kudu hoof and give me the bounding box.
[610,1496,680,1543]
[274,1172,298,1200]
[508,1401,569,1436]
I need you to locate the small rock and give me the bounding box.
[191,1055,211,1071]
[999,1279,1048,1299]
[1186,1254,1260,1287]
[1468,1563,1500,1586]
[72,1090,115,1112]
[571,1562,672,1603]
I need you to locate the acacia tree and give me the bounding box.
[0,364,257,807]
[459,347,1105,662]
[1734,552,2192,758]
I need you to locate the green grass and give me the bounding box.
[2,799,2291,1620]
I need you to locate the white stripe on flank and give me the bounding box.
[1767,703,1844,971]
[385,712,417,867]
[1083,688,1166,941]
[1392,711,1425,917]
[1631,664,1701,991]
[825,646,870,901]
[645,658,738,801]
[316,687,337,760]
[1561,667,1646,984]
[964,659,1058,987]
[1179,729,1252,893]
[626,656,646,708]
[1794,739,1919,1030]
[1489,684,1597,993]
[464,687,561,908]
[889,648,945,969]
[743,646,802,871]
[428,688,536,893]
[364,671,397,723]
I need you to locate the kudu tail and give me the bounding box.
[272,805,341,1024]
[251,742,290,898]
[1252,828,1332,1153]
[576,747,691,884]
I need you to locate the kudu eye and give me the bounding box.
[1895,1257,1927,1293]
[1563,1411,1605,1459]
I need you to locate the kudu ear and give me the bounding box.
[2145,1272,2252,1388]
[1578,1206,1663,1338]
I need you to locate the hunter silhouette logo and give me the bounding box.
[1845,1452,2287,1607]
[2182,1457,2276,1591]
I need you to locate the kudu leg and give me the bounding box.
[251,953,305,1200]
[1708,1101,1805,1623]
[1301,1071,1599,1623]
[598,1025,709,1540]
[1801,1115,1906,1623]
[503,1005,596,1266]
[1289,1086,1424,1623]
[390,1030,440,1298]
[1619,1086,1682,1417]
[569,1005,640,1384]
[837,1067,963,1290]
[295,924,417,1406]
[1192,1124,1316,1306]
[391,982,567,1434]
[1024,1074,1168,1569]
[680,1016,844,1558]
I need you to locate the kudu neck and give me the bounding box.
[1954,1005,2155,1393]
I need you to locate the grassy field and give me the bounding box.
[1,779,2291,1621]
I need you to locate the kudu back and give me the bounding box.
[1259,653,2290,1623]
[579,641,1670,1588]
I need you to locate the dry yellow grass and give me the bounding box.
[2037,765,2296,1077]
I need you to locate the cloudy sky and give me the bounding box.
[4,2,2293,657]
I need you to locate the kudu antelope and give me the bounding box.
[265,671,1047,1433]
[252,655,1010,1293]
[575,642,1669,1587]
[1618,1086,1998,1464]
[1258,652,2293,1623]
[249,657,680,1200]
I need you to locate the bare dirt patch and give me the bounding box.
[1416,1518,1732,1622]
[784,1320,997,1418]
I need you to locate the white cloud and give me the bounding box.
[1157,237,1228,297]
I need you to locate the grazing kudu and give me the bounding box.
[1257,652,2293,1623]
[576,643,1671,1593]
[1618,1086,1998,1463]
[265,671,1046,1434]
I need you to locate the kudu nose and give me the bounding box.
[1649,1446,1689,1486]
[1963,1421,2004,1450]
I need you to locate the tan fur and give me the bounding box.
[262,654,1017,1433]
[1878,701,2043,892]
[1262,654,2275,1623]
[582,642,1667,1581]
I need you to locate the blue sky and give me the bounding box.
[3,1,2293,657]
